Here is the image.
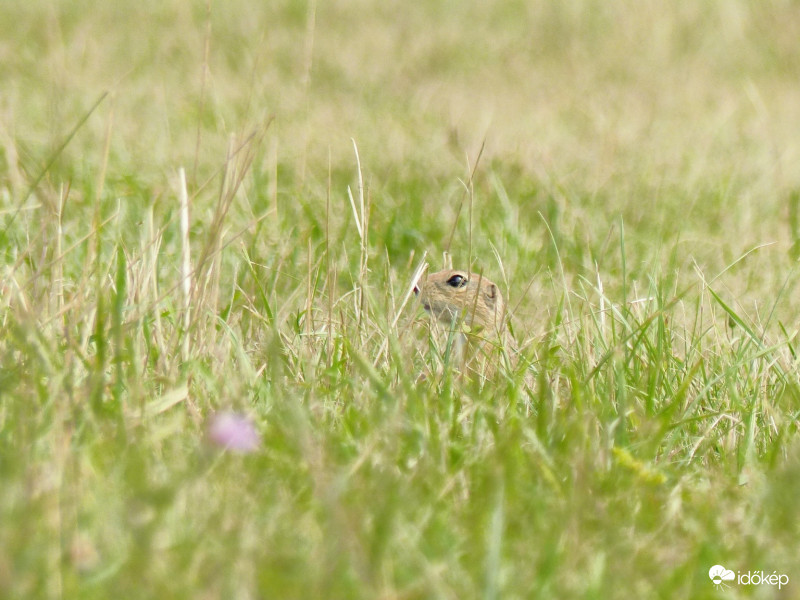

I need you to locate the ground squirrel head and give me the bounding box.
[413,269,505,334]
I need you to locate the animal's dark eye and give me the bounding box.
[446,274,467,288]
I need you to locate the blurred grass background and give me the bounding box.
[2,1,800,598]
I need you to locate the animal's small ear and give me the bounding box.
[486,283,497,301]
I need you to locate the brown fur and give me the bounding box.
[414,269,506,375]
[414,269,505,334]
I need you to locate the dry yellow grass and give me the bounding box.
[2,1,800,598]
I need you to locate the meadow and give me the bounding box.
[2,1,800,598]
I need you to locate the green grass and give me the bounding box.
[2,1,800,598]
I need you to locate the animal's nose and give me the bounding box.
[413,285,420,295]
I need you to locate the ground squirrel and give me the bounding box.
[414,269,507,374]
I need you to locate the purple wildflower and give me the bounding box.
[207,411,261,453]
